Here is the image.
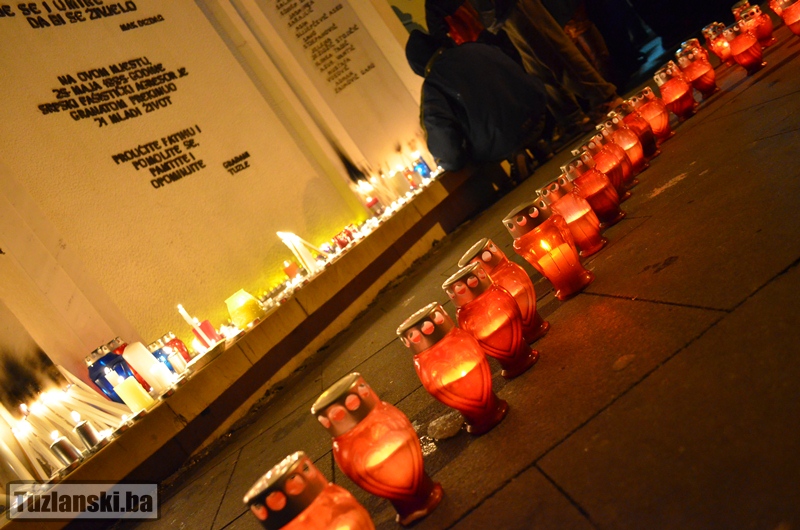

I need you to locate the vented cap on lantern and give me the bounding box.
[703,22,725,40]
[555,173,574,193]
[458,237,506,270]
[561,154,590,181]
[503,201,548,239]
[243,451,327,530]
[539,182,565,205]
[397,302,455,354]
[740,5,763,22]
[311,373,379,437]
[442,262,493,307]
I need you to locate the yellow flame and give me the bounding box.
[540,240,552,252]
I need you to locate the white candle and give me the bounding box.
[148,363,175,394]
[167,351,187,374]
[113,377,155,413]
[122,342,168,394]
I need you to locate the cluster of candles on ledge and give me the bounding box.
[238,6,796,529]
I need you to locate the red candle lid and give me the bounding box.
[502,200,548,239]
[457,237,507,270]
[397,302,455,354]
[243,451,327,530]
[442,262,493,307]
[311,373,380,437]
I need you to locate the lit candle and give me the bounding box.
[539,182,606,258]
[724,23,765,75]
[149,363,175,394]
[282,260,301,279]
[49,430,82,467]
[781,0,800,35]
[71,412,103,451]
[121,342,170,394]
[654,61,696,120]
[225,289,267,329]
[561,154,626,229]
[167,351,188,374]
[113,376,155,413]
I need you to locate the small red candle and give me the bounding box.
[312,374,443,526]
[654,61,696,121]
[679,38,709,62]
[459,238,550,343]
[781,0,800,35]
[601,117,647,175]
[561,154,626,229]
[538,182,606,258]
[443,262,539,378]
[503,201,594,301]
[676,46,718,99]
[741,5,776,47]
[610,104,659,160]
[284,260,302,279]
[703,22,733,64]
[724,23,765,75]
[243,451,376,530]
[573,133,634,195]
[629,87,673,142]
[397,303,509,434]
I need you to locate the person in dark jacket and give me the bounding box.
[405,30,548,174]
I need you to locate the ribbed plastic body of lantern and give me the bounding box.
[504,202,594,301]
[397,302,508,434]
[676,47,718,99]
[629,87,673,143]
[654,61,696,120]
[724,23,765,75]
[244,452,375,530]
[312,374,443,526]
[782,0,800,35]
[459,238,550,343]
[732,0,751,20]
[562,154,625,229]
[742,5,776,46]
[573,134,632,197]
[539,182,606,258]
[703,22,733,63]
[611,104,659,159]
[602,117,647,175]
[443,262,539,378]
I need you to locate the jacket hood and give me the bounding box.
[406,30,451,77]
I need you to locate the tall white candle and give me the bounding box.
[0,437,34,481]
[122,342,169,394]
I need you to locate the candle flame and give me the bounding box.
[71,411,81,423]
[365,437,405,470]
[50,430,60,441]
[14,420,32,437]
[19,403,28,416]
[30,402,45,415]
[440,360,479,386]
[540,240,552,252]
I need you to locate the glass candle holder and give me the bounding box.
[503,201,594,301]
[628,87,673,142]
[573,133,633,195]
[679,38,710,62]
[397,303,508,434]
[226,289,268,329]
[610,104,659,159]
[85,345,138,403]
[311,374,443,526]
[561,154,626,229]
[780,0,800,34]
[459,238,550,343]
[243,452,375,530]
[443,262,539,379]
[654,61,696,120]
[732,0,751,20]
[741,5,776,46]
[161,332,192,362]
[601,116,647,175]
[724,23,765,74]
[538,182,606,258]
[703,22,733,64]
[676,46,719,98]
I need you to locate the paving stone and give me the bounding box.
[538,264,800,530]
[455,465,596,530]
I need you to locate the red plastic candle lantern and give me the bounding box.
[561,154,626,229]
[770,0,784,16]
[679,38,710,62]
[458,238,550,343]
[600,116,647,175]
[676,46,718,99]
[610,104,660,160]
[397,302,509,434]
[703,22,733,64]
[741,5,776,46]
[311,373,443,526]
[732,0,751,20]
[780,0,800,35]
[654,61,696,120]
[628,87,673,143]
[503,201,594,301]
[538,181,607,258]
[442,262,539,378]
[724,23,765,75]
[572,133,633,196]
[243,451,376,530]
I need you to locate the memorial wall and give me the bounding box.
[0,0,424,376]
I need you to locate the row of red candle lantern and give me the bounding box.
[236,13,800,527]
